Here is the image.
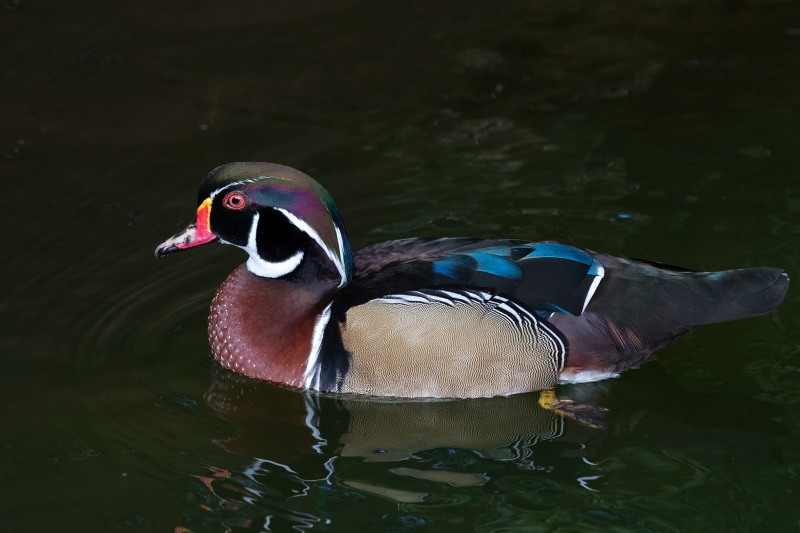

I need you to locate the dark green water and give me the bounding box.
[3,1,800,531]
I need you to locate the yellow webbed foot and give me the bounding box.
[538,389,608,429]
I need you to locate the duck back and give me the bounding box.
[349,239,788,388]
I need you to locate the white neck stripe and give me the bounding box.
[302,303,332,390]
[335,225,347,280]
[276,208,347,287]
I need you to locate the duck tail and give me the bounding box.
[592,258,790,330]
[688,267,789,326]
[553,258,789,376]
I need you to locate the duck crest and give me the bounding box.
[203,162,353,286]
[208,265,337,386]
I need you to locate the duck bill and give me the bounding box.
[155,198,217,258]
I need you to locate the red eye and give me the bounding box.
[223,192,247,210]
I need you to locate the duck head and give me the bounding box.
[155,162,353,287]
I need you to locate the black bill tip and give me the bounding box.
[154,243,180,259]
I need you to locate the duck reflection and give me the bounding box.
[338,395,566,462]
[210,361,789,453]
[202,361,786,511]
[203,362,609,514]
[205,364,602,469]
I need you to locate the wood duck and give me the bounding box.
[156,162,789,400]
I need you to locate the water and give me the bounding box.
[2,1,800,531]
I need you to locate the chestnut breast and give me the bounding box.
[208,265,334,387]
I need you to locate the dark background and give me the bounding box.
[2,1,800,531]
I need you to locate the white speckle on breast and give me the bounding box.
[209,279,236,370]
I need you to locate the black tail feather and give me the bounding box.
[590,256,789,331]
[556,256,789,374]
[698,267,789,325]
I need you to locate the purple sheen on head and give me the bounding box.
[248,178,352,283]
[199,162,353,282]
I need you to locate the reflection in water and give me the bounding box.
[207,364,579,463]
[337,396,564,464]
[204,364,601,511]
[196,362,789,528]
[389,467,489,487]
[201,366,599,528]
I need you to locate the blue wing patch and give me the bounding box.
[462,252,524,279]
[466,246,514,257]
[429,242,605,316]
[522,243,592,265]
[433,243,603,282]
[431,259,464,279]
[433,252,523,280]
[521,243,603,276]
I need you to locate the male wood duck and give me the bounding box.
[156,162,789,401]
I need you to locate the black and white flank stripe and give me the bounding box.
[376,288,566,375]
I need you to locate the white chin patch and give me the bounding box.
[242,212,305,278]
[246,251,304,278]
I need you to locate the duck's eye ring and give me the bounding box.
[222,192,247,210]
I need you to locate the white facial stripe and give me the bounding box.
[209,177,268,199]
[243,212,305,278]
[276,208,347,287]
[335,225,346,275]
[209,174,297,199]
[208,176,349,285]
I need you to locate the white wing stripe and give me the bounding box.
[581,264,605,314]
